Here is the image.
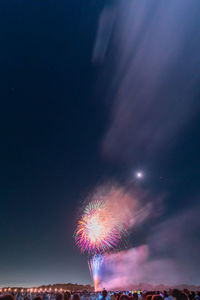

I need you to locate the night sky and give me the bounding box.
[0,0,200,288]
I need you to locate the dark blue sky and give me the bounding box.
[0,0,111,286]
[0,0,200,288]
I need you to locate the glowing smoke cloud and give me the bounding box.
[98,246,183,290]
[96,206,200,290]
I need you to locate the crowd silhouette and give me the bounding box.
[1,288,200,300]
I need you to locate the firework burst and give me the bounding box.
[75,200,121,254]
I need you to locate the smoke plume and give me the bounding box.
[93,0,200,162]
[98,206,200,289]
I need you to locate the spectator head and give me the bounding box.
[164,291,168,298]
[133,293,138,300]
[184,290,190,296]
[172,290,181,300]
[102,290,108,299]
[152,296,163,300]
[72,295,80,300]
[117,292,122,300]
[56,294,63,300]
[119,295,129,300]
[180,293,188,300]
[64,292,71,300]
[146,295,152,300]
[34,297,42,300]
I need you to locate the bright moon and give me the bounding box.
[136,171,143,178]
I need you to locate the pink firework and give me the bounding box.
[75,200,121,254]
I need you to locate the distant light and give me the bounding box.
[136,171,143,179]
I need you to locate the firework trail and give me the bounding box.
[88,255,104,292]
